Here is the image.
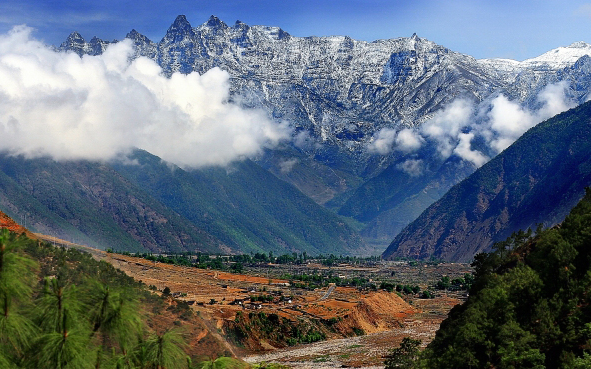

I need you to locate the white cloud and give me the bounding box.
[486,94,536,152]
[367,128,396,154]
[367,127,424,154]
[293,130,316,150]
[536,81,574,119]
[0,25,291,167]
[395,128,424,152]
[421,99,473,159]
[396,159,424,177]
[453,132,488,167]
[279,158,299,173]
[368,82,575,175]
[485,81,574,152]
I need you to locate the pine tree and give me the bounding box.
[143,328,188,369]
[0,229,38,366]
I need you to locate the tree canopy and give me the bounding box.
[0,230,191,368]
[417,188,591,368]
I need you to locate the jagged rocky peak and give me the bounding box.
[405,33,441,51]
[126,29,152,43]
[172,14,192,28]
[126,28,157,60]
[257,25,290,40]
[234,20,249,29]
[405,33,420,49]
[164,15,195,40]
[340,35,354,49]
[230,20,253,48]
[59,31,87,56]
[87,36,113,55]
[380,33,453,85]
[205,15,228,29]
[62,31,85,46]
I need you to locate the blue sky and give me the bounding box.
[1,0,590,60]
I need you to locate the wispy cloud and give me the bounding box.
[420,99,474,159]
[484,81,574,152]
[396,158,424,177]
[368,81,575,171]
[574,3,591,19]
[367,127,424,155]
[279,158,299,173]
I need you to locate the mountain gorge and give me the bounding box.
[4,15,590,257]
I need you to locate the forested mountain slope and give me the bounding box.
[111,150,366,255]
[0,152,364,255]
[384,100,591,261]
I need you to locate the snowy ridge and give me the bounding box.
[59,15,591,165]
[479,42,591,71]
[522,41,591,69]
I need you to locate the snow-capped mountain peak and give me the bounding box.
[478,41,591,79]
[164,14,194,41]
[205,15,228,29]
[56,15,591,250]
[126,29,151,43]
[521,41,591,69]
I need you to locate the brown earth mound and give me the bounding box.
[0,210,37,239]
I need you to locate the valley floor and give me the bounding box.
[36,235,468,367]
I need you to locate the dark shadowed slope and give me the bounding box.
[383,100,591,262]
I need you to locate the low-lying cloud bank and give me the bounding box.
[0,26,290,168]
[368,81,575,171]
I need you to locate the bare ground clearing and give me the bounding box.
[98,253,465,367]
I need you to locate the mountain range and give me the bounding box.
[6,14,590,257]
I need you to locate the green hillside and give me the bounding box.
[111,150,367,255]
[0,155,223,253]
[0,228,198,368]
[0,151,366,255]
[384,100,591,261]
